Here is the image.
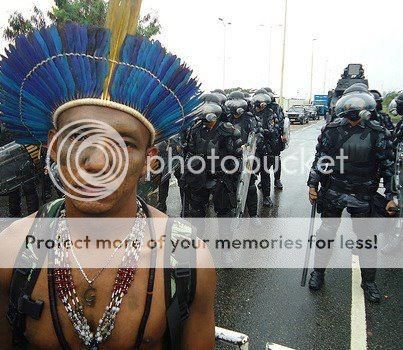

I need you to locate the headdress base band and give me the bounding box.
[53,98,156,144]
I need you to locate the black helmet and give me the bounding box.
[344,83,369,95]
[369,90,383,102]
[228,91,246,101]
[335,91,376,121]
[264,87,274,94]
[369,90,383,111]
[200,101,222,123]
[251,92,272,109]
[396,91,403,115]
[200,93,221,105]
[225,94,248,115]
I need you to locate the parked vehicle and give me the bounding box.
[305,105,319,120]
[286,105,309,125]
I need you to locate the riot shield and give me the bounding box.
[235,132,258,218]
[0,142,39,196]
[395,142,403,217]
[283,116,291,149]
[383,142,403,253]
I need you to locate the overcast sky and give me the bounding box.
[1,0,402,98]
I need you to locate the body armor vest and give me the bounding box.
[333,128,377,177]
[190,125,219,158]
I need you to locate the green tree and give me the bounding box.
[3,6,47,41]
[3,0,161,42]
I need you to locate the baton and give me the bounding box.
[301,201,317,287]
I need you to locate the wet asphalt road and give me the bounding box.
[0,120,400,349]
[161,120,402,350]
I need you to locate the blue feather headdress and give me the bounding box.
[0,10,201,145]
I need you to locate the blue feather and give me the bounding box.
[0,24,201,144]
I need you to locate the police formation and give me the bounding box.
[156,88,287,225]
[307,84,403,303]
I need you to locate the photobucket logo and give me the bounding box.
[145,147,349,179]
[46,119,129,202]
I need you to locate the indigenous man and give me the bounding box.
[0,1,215,348]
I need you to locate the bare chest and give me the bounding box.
[24,268,166,349]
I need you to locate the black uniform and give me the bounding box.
[376,111,395,131]
[308,118,394,286]
[228,111,261,217]
[269,102,286,185]
[183,121,241,219]
[370,90,395,131]
[0,126,39,217]
[255,107,278,201]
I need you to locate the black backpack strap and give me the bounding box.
[7,199,64,347]
[164,219,197,350]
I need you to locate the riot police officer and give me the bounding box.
[307,89,396,303]
[251,91,277,207]
[226,91,263,223]
[391,92,403,148]
[370,90,395,131]
[0,125,40,217]
[211,89,229,121]
[182,94,243,221]
[265,88,286,190]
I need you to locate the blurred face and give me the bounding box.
[48,105,157,215]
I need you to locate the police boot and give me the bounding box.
[262,196,274,207]
[308,270,325,291]
[361,282,381,303]
[361,268,380,303]
[274,179,284,190]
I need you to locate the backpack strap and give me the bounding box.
[164,219,197,350]
[7,199,64,347]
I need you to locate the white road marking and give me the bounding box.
[266,342,296,350]
[351,254,367,350]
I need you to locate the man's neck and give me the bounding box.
[65,192,138,218]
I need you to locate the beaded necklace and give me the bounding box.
[53,201,146,349]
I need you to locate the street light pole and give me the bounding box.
[323,59,328,94]
[219,18,231,89]
[308,38,317,103]
[268,25,273,84]
[279,0,288,107]
[267,25,283,85]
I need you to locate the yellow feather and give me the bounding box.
[103,0,143,99]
